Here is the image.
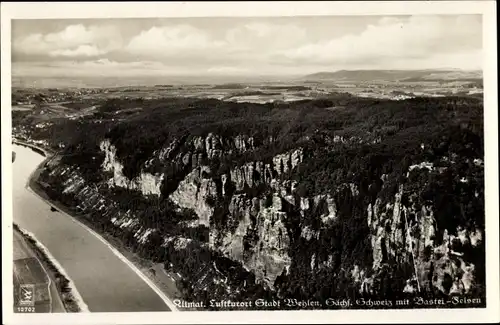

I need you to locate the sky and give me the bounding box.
[11,15,483,79]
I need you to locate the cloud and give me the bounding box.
[126,24,226,57]
[125,22,309,64]
[13,24,122,58]
[12,15,483,76]
[278,15,482,69]
[225,22,307,51]
[48,45,107,57]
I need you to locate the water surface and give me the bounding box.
[13,144,170,312]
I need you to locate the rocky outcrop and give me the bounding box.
[311,194,338,224]
[301,226,320,241]
[273,148,303,176]
[246,195,291,287]
[41,129,484,300]
[365,174,483,295]
[100,140,164,196]
[46,164,157,250]
[213,194,291,288]
[229,148,304,192]
[367,185,406,270]
[429,228,481,295]
[170,166,217,227]
[214,194,255,260]
[234,134,255,153]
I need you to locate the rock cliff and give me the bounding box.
[37,120,485,303]
[100,140,164,196]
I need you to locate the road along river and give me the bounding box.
[12,144,175,312]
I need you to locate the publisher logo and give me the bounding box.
[19,284,35,306]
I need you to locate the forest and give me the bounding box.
[22,91,485,309]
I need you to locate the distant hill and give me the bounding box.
[303,69,482,82]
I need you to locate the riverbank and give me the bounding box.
[21,141,181,311]
[13,224,82,313]
[12,138,54,157]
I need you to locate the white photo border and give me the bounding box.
[1,1,498,324]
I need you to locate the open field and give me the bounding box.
[13,230,66,313]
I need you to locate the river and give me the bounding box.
[12,144,171,312]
